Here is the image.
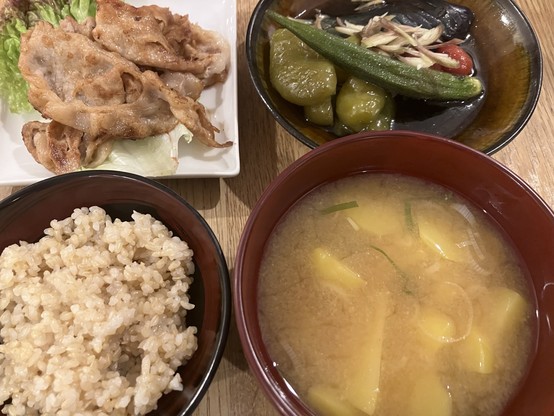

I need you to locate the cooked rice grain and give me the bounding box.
[0,206,197,416]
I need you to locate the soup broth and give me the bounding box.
[258,173,533,416]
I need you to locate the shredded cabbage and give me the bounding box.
[88,124,193,176]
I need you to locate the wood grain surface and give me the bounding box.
[0,0,552,414]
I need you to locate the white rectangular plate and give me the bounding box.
[0,0,239,186]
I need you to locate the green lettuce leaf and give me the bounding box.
[0,17,32,113]
[0,0,96,113]
[28,0,70,26]
[27,0,96,29]
[68,0,96,22]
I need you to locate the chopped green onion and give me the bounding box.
[320,200,359,215]
[404,200,415,232]
[369,245,413,295]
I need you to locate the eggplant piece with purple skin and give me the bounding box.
[319,0,474,41]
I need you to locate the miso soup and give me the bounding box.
[258,173,534,416]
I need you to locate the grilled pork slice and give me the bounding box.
[22,121,84,174]
[22,121,113,174]
[92,0,229,87]
[18,20,231,173]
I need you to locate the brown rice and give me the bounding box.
[0,206,197,416]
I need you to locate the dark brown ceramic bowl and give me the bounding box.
[246,0,542,155]
[0,170,231,416]
[234,131,554,415]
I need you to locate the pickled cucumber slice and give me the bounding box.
[305,97,334,126]
[269,28,337,106]
[336,77,388,132]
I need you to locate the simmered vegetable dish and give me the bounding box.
[266,0,483,137]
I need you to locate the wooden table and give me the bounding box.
[0,0,552,414]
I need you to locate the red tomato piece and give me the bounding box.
[434,44,474,76]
